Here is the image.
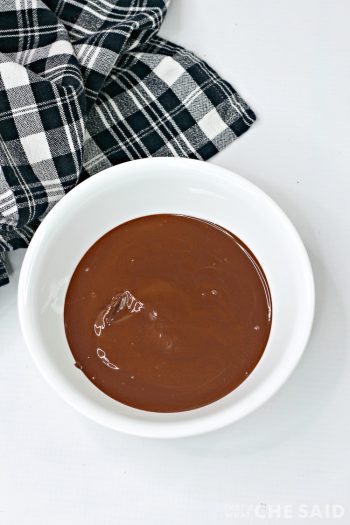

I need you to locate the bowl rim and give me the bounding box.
[18,157,315,438]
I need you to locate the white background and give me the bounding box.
[1,1,350,523]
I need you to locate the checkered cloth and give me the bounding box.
[0,0,255,287]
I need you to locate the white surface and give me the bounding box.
[18,157,314,437]
[1,0,349,522]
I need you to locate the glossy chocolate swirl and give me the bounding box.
[64,215,272,412]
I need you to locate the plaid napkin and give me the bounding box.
[0,0,255,287]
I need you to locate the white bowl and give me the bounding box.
[18,158,314,438]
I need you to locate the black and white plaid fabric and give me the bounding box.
[0,0,255,286]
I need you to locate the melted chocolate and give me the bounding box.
[64,215,272,412]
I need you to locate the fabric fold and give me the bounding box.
[0,0,255,286]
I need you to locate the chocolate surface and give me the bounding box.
[64,214,272,412]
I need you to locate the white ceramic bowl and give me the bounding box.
[18,158,314,438]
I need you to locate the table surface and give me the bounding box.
[1,1,350,524]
